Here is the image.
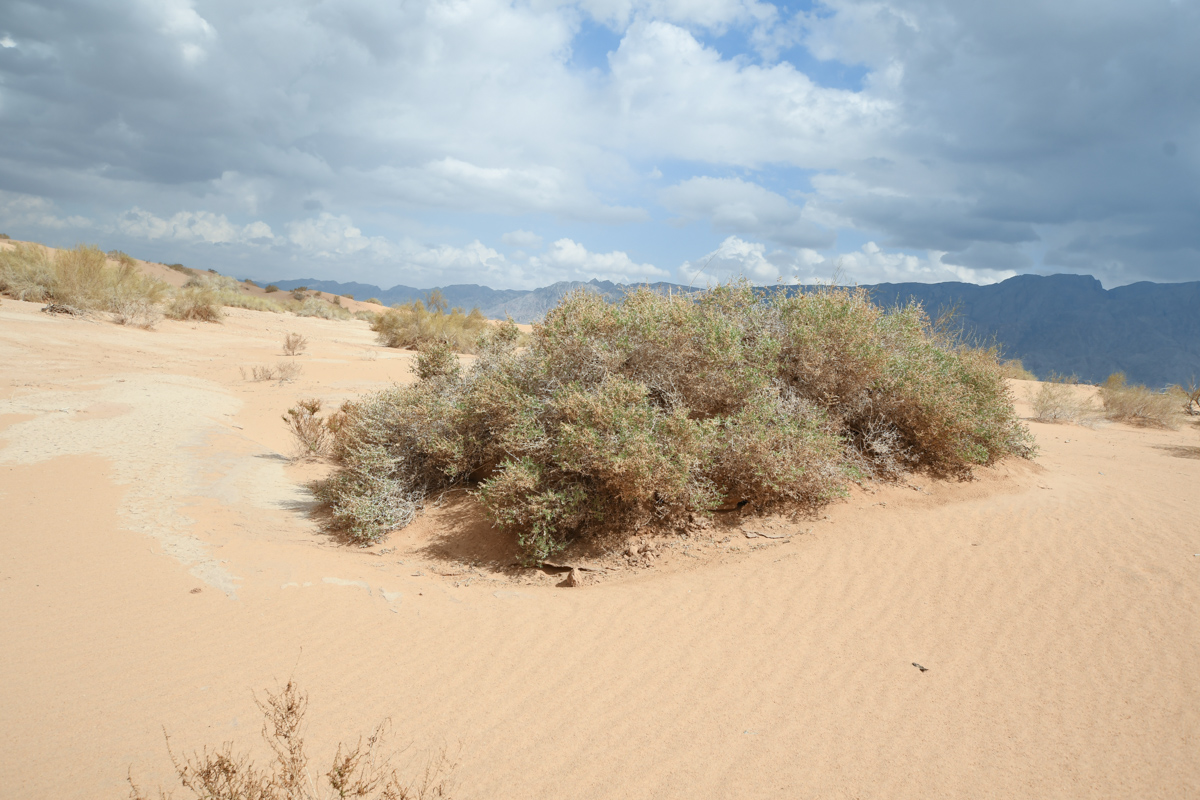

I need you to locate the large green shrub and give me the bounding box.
[314,284,1033,560]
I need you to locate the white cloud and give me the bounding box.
[118,208,273,244]
[0,36,16,49]
[0,192,92,231]
[502,230,544,249]
[660,176,833,247]
[680,235,827,283]
[530,238,669,283]
[833,242,1015,285]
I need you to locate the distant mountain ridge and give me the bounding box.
[269,274,1200,387]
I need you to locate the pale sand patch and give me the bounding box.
[2,296,1199,798]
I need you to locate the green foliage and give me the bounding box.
[371,302,490,352]
[315,283,1032,560]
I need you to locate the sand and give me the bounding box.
[1,296,1198,798]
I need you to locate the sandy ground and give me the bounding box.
[1,297,1198,799]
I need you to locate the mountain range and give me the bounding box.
[268,274,1200,387]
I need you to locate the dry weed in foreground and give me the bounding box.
[128,681,457,800]
[284,399,331,458]
[315,282,1034,559]
[1100,373,1183,428]
[1028,378,1096,424]
[283,332,309,357]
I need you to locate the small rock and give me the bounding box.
[563,568,581,587]
[190,587,202,594]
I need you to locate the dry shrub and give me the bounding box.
[283,332,308,357]
[371,303,489,353]
[0,243,167,316]
[1100,373,1183,428]
[178,274,287,314]
[128,681,456,800]
[1029,376,1096,424]
[294,297,352,320]
[999,359,1037,380]
[168,287,223,322]
[243,362,302,383]
[284,399,331,457]
[314,284,1032,560]
[266,284,280,293]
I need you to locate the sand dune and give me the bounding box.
[1,297,1198,798]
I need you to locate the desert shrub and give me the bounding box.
[0,233,9,240]
[999,359,1037,380]
[265,284,280,293]
[0,243,167,316]
[283,332,308,356]
[315,284,1032,559]
[343,293,354,300]
[1185,378,1200,416]
[284,399,331,457]
[354,310,378,322]
[366,297,382,305]
[128,681,457,800]
[371,303,489,353]
[1029,375,1096,423]
[243,278,258,287]
[1100,373,1183,428]
[294,297,352,320]
[166,263,196,276]
[167,287,223,322]
[180,273,286,314]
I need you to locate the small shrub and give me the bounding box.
[999,359,1037,380]
[167,287,222,322]
[1185,378,1200,416]
[295,286,308,292]
[1029,376,1096,424]
[412,340,462,381]
[317,283,1033,558]
[283,332,308,356]
[366,297,382,305]
[283,399,331,457]
[243,278,258,287]
[127,681,457,800]
[265,284,280,293]
[354,310,378,322]
[1099,373,1182,428]
[294,297,352,320]
[291,290,305,301]
[208,268,218,274]
[371,303,489,353]
[0,233,10,240]
[166,263,196,276]
[343,293,354,300]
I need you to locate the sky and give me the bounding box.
[1,0,1197,290]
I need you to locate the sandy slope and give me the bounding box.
[1,298,1198,799]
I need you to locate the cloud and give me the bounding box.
[0,0,1196,287]
[530,238,669,284]
[118,207,273,244]
[502,230,544,249]
[833,242,1016,285]
[660,176,834,248]
[680,235,827,283]
[0,192,92,231]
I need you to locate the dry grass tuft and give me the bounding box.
[370,302,489,353]
[1099,372,1183,428]
[0,243,167,322]
[283,333,308,357]
[1028,376,1096,424]
[127,681,457,800]
[167,287,223,322]
[315,283,1033,560]
[999,359,1037,380]
[243,362,303,383]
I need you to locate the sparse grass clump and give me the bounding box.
[128,681,457,800]
[1100,373,1183,428]
[371,302,489,353]
[177,273,288,314]
[243,362,302,383]
[294,297,352,320]
[999,359,1037,380]
[1029,375,1096,424]
[315,284,1033,559]
[0,243,167,325]
[167,286,223,322]
[284,399,331,457]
